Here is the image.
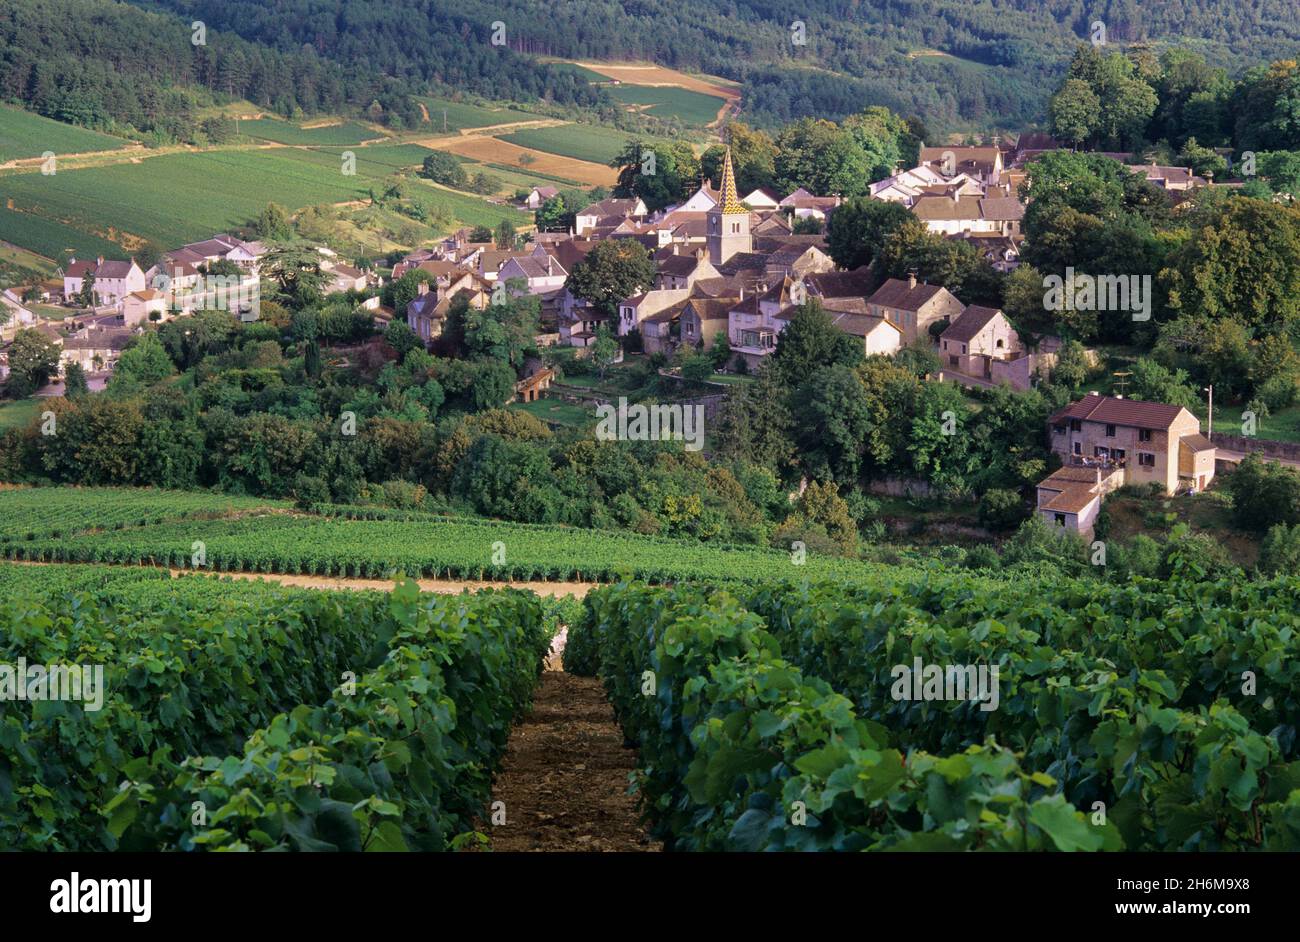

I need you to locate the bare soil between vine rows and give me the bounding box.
[487,670,660,852]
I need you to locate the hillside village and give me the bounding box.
[7,0,1300,871]
[1,124,1296,558]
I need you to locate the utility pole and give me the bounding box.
[1204,384,1213,440]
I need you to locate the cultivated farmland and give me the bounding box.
[0,106,129,162]
[422,134,618,186]
[417,97,541,132]
[0,144,526,254]
[607,85,728,127]
[237,119,385,146]
[500,124,663,166]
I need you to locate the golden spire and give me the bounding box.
[718,146,746,214]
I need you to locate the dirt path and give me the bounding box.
[488,669,658,852]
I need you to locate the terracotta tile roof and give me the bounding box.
[1050,394,1189,431]
[1041,485,1101,514]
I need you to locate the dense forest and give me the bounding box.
[127,0,1300,133]
[0,0,606,143]
[5,0,1300,141]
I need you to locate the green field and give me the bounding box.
[0,486,886,584]
[548,63,611,84]
[508,397,594,428]
[238,119,383,145]
[606,85,725,126]
[0,204,124,260]
[0,106,129,161]
[0,399,42,432]
[417,98,540,132]
[500,124,660,165]
[0,241,57,288]
[0,144,526,254]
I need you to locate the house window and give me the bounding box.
[1069,419,1081,432]
[961,344,967,354]
[1113,449,1126,462]
[1138,452,1155,468]
[685,322,694,337]
[942,341,948,351]
[996,338,1004,349]
[1054,513,1066,526]
[1139,429,1152,442]
[1053,424,1065,435]
[1094,446,1110,459]
[1072,442,1081,455]
[1105,424,1116,437]
[949,356,959,367]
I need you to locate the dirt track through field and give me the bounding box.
[488,669,658,852]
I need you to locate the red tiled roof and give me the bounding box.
[1050,394,1188,431]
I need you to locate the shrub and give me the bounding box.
[978,488,1025,531]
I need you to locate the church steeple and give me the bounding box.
[718,146,746,214]
[708,145,751,264]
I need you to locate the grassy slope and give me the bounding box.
[237,119,384,146]
[0,106,129,161]
[1,143,527,254]
[606,85,724,125]
[499,124,654,166]
[0,399,41,432]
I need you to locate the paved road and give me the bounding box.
[1215,447,1300,470]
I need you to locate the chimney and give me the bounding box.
[96,256,104,266]
[416,281,429,296]
[907,271,917,290]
